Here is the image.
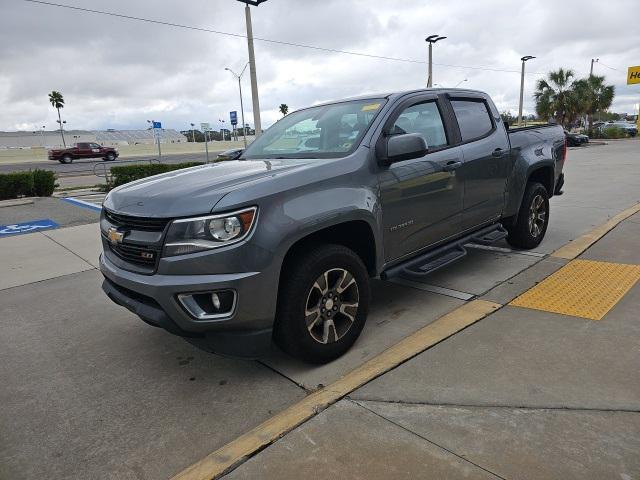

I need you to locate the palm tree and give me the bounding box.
[48,91,66,147]
[279,104,289,117]
[534,69,576,127]
[580,75,615,131]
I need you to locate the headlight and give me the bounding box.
[163,207,257,257]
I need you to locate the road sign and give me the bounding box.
[200,122,211,132]
[0,219,59,236]
[230,111,238,126]
[627,66,640,85]
[152,121,162,129]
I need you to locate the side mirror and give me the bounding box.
[384,133,428,164]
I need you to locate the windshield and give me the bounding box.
[242,98,385,159]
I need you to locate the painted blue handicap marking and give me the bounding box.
[0,219,59,236]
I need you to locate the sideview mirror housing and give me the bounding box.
[383,133,428,164]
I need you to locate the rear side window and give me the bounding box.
[451,99,494,141]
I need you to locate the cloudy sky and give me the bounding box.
[1,0,639,132]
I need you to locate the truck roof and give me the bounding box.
[310,87,488,108]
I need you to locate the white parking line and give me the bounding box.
[389,278,475,301]
[466,243,546,258]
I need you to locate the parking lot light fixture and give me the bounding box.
[225,63,249,148]
[455,78,468,88]
[518,56,536,127]
[236,0,267,137]
[425,34,446,87]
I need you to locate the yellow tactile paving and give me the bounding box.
[510,259,640,320]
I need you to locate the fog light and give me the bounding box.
[211,293,221,310]
[177,290,236,320]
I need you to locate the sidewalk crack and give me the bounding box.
[349,397,640,413]
[350,398,508,480]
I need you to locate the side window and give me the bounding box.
[450,99,494,141]
[391,101,447,149]
[77,143,89,149]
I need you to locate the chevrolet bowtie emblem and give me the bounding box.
[107,227,125,244]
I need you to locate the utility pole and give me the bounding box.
[225,63,249,148]
[518,56,536,127]
[237,0,267,137]
[590,58,599,76]
[425,34,446,87]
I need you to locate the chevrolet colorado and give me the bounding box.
[100,88,566,363]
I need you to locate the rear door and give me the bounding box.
[378,94,465,262]
[76,143,92,158]
[447,96,510,229]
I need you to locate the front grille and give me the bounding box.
[109,242,159,266]
[104,209,171,232]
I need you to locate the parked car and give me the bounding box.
[48,142,119,164]
[599,122,637,137]
[216,148,244,161]
[564,130,589,146]
[100,88,566,363]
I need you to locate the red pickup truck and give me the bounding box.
[48,142,119,164]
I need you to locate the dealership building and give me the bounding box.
[0,129,188,149]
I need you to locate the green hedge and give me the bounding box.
[109,162,205,188]
[0,169,56,200]
[588,127,629,139]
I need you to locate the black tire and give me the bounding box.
[105,152,116,161]
[505,182,549,249]
[274,244,370,364]
[60,154,73,164]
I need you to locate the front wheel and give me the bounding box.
[105,152,116,161]
[505,182,549,249]
[274,244,370,364]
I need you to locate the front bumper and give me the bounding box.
[99,253,276,357]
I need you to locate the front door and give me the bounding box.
[378,97,465,262]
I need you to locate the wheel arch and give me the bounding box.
[280,219,378,279]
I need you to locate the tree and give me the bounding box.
[534,68,577,127]
[279,104,289,117]
[577,75,615,131]
[48,91,66,147]
[500,111,516,126]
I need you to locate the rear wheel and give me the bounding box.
[59,154,73,164]
[505,182,549,249]
[274,244,370,364]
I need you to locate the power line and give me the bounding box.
[23,0,545,75]
[597,61,622,73]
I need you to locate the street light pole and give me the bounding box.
[237,0,266,137]
[225,63,249,148]
[518,56,536,127]
[425,34,446,87]
[454,78,468,88]
[190,123,196,143]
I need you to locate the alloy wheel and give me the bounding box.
[304,268,359,344]
[528,194,546,238]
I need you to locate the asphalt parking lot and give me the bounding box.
[0,140,639,479]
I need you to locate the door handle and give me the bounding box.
[492,148,505,158]
[442,161,462,172]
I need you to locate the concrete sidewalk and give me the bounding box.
[228,213,640,480]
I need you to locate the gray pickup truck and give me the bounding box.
[100,88,566,363]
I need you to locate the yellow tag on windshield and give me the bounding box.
[362,103,381,112]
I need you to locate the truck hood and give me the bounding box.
[103,159,314,217]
